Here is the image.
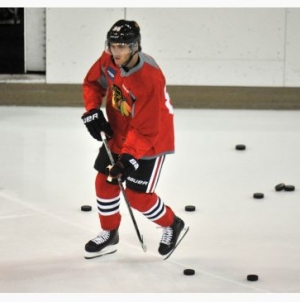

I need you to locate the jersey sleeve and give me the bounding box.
[83,51,109,112]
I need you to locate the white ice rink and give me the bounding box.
[1,106,300,301]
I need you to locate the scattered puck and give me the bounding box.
[284,185,295,192]
[183,269,195,276]
[247,274,259,281]
[81,205,92,212]
[235,144,246,150]
[185,205,196,212]
[253,193,264,199]
[275,183,285,191]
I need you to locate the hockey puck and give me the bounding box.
[253,193,264,199]
[235,144,246,150]
[81,205,92,212]
[275,183,285,191]
[284,185,295,192]
[183,269,195,276]
[185,205,196,212]
[247,274,259,281]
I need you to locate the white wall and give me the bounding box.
[285,9,300,86]
[45,8,300,87]
[25,8,46,72]
[46,8,124,84]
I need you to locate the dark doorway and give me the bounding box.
[0,8,24,74]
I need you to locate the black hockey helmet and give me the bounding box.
[106,19,141,51]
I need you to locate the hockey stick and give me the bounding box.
[100,131,147,252]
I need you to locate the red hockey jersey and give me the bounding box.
[83,50,175,160]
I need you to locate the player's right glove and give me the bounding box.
[81,109,113,141]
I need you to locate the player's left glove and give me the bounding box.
[108,154,139,182]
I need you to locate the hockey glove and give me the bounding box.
[81,109,113,141]
[108,153,139,182]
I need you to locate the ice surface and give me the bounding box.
[0,106,300,301]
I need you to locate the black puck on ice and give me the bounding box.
[284,185,295,192]
[253,193,264,199]
[247,274,259,281]
[275,183,285,191]
[185,205,196,212]
[81,205,92,212]
[183,269,195,276]
[235,144,246,150]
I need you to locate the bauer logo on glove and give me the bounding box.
[82,112,99,124]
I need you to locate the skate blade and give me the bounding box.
[84,245,118,259]
[163,225,189,260]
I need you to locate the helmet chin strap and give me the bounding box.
[120,49,139,70]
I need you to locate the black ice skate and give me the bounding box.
[158,216,189,260]
[84,229,119,259]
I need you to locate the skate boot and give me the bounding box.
[158,216,189,259]
[84,229,119,259]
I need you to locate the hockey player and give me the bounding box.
[81,19,188,259]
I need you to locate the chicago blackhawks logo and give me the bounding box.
[111,84,132,116]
